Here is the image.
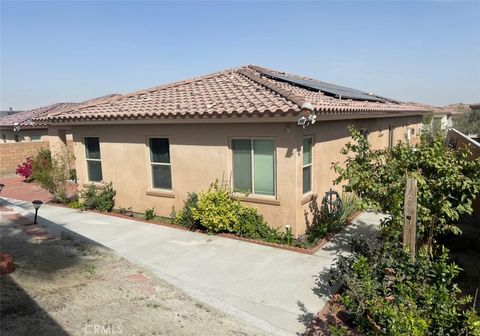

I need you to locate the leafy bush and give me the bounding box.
[191,181,241,233]
[232,206,286,243]
[30,149,70,203]
[173,192,199,228]
[306,193,360,245]
[16,156,33,180]
[330,238,478,336]
[67,200,83,209]
[188,181,286,243]
[81,182,116,212]
[31,149,54,191]
[145,207,156,221]
[333,127,480,242]
[116,207,133,216]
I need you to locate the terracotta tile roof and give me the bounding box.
[37,66,429,123]
[0,103,76,127]
[0,94,120,128]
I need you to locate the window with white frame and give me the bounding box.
[84,137,103,182]
[30,135,41,141]
[232,139,275,196]
[303,137,313,194]
[149,138,172,190]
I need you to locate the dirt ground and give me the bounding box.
[0,213,265,336]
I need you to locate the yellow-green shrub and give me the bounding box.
[191,181,242,233]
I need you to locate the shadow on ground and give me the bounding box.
[443,214,480,310]
[1,201,97,335]
[296,216,380,334]
[1,275,69,336]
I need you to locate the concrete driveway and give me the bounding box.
[3,198,382,335]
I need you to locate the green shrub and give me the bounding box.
[30,149,70,203]
[145,207,156,221]
[191,181,242,233]
[67,200,83,209]
[116,207,133,216]
[333,127,480,243]
[81,184,97,210]
[188,181,286,243]
[31,149,55,193]
[232,206,285,243]
[81,182,116,212]
[330,238,477,336]
[173,192,199,228]
[306,193,360,244]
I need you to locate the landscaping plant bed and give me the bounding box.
[57,203,361,255]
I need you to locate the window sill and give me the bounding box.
[83,182,105,189]
[146,190,175,199]
[301,193,317,205]
[234,195,280,206]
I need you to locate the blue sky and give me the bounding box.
[1,1,479,110]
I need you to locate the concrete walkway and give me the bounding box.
[2,198,383,335]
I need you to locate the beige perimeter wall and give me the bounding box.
[0,141,49,178]
[72,115,422,236]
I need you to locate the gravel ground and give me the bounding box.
[0,217,266,336]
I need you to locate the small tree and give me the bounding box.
[333,126,480,243]
[31,149,70,203]
[453,109,480,136]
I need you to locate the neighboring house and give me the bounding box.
[36,65,429,236]
[433,108,453,131]
[0,108,22,118]
[0,103,77,144]
[0,95,118,178]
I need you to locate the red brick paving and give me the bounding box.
[0,177,53,203]
[1,206,54,241]
[4,212,33,225]
[127,273,156,296]
[0,176,77,204]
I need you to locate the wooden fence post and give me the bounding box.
[403,177,417,259]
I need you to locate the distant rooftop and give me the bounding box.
[0,94,120,128]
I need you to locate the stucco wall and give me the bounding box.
[72,116,422,236]
[0,141,49,177]
[299,115,423,234]
[72,123,300,233]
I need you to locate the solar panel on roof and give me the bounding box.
[258,70,396,103]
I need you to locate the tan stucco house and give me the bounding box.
[36,65,429,236]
